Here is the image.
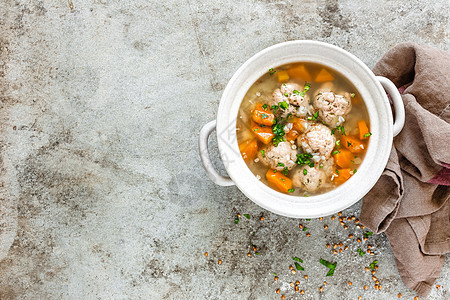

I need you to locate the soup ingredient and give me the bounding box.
[314,89,352,127]
[288,64,311,81]
[251,121,274,144]
[239,139,258,161]
[333,148,353,168]
[341,135,365,153]
[298,124,336,160]
[357,120,370,140]
[258,141,297,171]
[292,118,311,133]
[286,129,300,141]
[272,83,309,107]
[269,68,276,75]
[266,169,293,193]
[292,165,326,192]
[252,103,275,125]
[277,70,290,82]
[315,68,335,82]
[333,168,353,184]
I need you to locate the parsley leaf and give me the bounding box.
[279,101,289,110]
[244,214,250,219]
[320,258,337,276]
[262,104,268,110]
[332,150,340,155]
[363,231,373,238]
[303,168,307,175]
[294,262,305,271]
[300,82,311,97]
[293,257,303,263]
[261,150,265,158]
[269,68,276,75]
[288,188,295,193]
[292,89,300,95]
[369,260,378,270]
[363,132,372,137]
[357,249,365,256]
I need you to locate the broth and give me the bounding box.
[236,62,371,196]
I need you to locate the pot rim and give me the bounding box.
[215,40,393,218]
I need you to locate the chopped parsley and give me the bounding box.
[312,111,319,121]
[261,150,265,158]
[320,258,337,276]
[296,153,314,167]
[262,104,268,111]
[273,273,277,276]
[277,162,285,167]
[283,167,289,176]
[336,140,341,146]
[279,101,289,110]
[254,128,259,132]
[332,150,340,155]
[294,262,305,271]
[292,89,300,95]
[300,82,311,97]
[357,248,365,256]
[331,129,336,135]
[269,68,276,75]
[271,104,279,112]
[302,227,307,231]
[363,231,373,238]
[288,188,295,193]
[363,132,372,137]
[353,169,357,173]
[272,117,287,146]
[337,125,346,135]
[347,141,352,147]
[261,113,268,119]
[303,168,307,175]
[244,214,250,219]
[284,92,289,97]
[335,169,340,175]
[370,260,378,270]
[350,93,356,98]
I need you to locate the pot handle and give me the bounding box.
[376,76,405,137]
[199,120,235,186]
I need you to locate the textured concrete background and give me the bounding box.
[0,0,448,299]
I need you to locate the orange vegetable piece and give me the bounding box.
[333,168,353,184]
[292,118,308,133]
[252,103,275,126]
[251,121,274,144]
[266,169,293,193]
[239,139,258,161]
[277,70,290,82]
[286,129,300,141]
[333,148,353,168]
[315,68,334,82]
[357,120,370,140]
[341,135,365,154]
[287,64,311,81]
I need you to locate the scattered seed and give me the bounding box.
[379,284,382,290]
[398,293,402,298]
[319,217,323,220]
[368,245,372,249]
[319,287,323,292]
[365,267,370,272]
[306,233,311,237]
[347,217,352,221]
[356,225,361,229]
[326,243,331,248]
[355,219,360,224]
[358,297,362,300]
[281,295,285,300]
[323,281,327,285]
[371,270,376,275]
[290,282,295,287]
[204,252,208,257]
[296,280,300,285]
[363,285,368,290]
[324,225,328,229]
[375,266,379,270]
[361,225,365,229]
[375,284,379,290]
[333,244,338,249]
[436,285,441,290]
[292,270,296,274]
[349,234,354,238]
[375,280,379,284]
[333,250,338,254]
[339,217,343,222]
[295,285,299,292]
[331,216,336,220]
[338,212,342,216]
[370,252,375,256]
[340,242,344,247]
[237,214,241,218]
[357,238,362,243]
[339,249,343,253]
[348,281,352,286]
[344,246,349,250]
[260,217,265,220]
[344,225,348,229]
[340,222,345,226]
[289,265,294,270]
[414,297,418,300]
[352,216,356,220]
[372,276,377,281]
[304,275,308,280]
[367,249,371,254]
[218,260,222,265]
[276,289,280,294]
[299,224,303,229]
[274,276,279,281]
[247,253,251,257]
[300,290,305,294]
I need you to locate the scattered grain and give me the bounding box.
[324,225,328,229]
[338,211,342,216]
[348,281,352,286]
[276,289,280,294]
[204,252,208,257]
[260,217,265,220]
[304,275,308,280]
[363,285,368,290]
[306,233,311,237]
[349,234,354,238]
[436,285,441,290]
[218,260,222,265]
[397,293,402,298]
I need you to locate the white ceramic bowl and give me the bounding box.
[199,40,404,218]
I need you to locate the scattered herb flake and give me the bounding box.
[311,111,319,121]
[351,93,356,98]
[353,169,357,173]
[278,162,285,167]
[271,105,279,112]
[235,218,239,224]
[255,252,260,255]
[284,92,289,97]
[300,82,311,97]
[357,248,365,256]
[337,125,346,136]
[283,167,289,176]
[335,169,340,175]
[305,219,311,221]
[302,227,307,231]
[294,262,305,271]
[347,141,352,147]
[331,129,336,135]
[370,260,378,270]
[336,140,341,146]
[363,231,373,238]
[244,214,250,219]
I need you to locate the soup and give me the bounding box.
[236,62,371,196]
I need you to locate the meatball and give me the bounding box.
[257,141,297,171]
[297,124,335,160]
[319,157,336,177]
[313,89,352,127]
[272,83,309,107]
[292,165,327,192]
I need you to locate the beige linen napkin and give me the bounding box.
[360,42,450,298]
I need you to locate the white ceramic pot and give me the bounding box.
[199,40,405,218]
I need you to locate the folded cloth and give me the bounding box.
[360,42,450,298]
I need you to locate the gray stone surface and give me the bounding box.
[0,0,448,299]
